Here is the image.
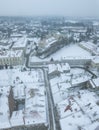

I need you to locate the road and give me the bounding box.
[43,69,61,130]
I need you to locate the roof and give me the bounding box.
[12,36,27,49]
[92,77,99,87]
[92,57,99,64]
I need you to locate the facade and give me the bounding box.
[0,50,24,66]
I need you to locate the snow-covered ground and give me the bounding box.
[50,44,91,59]
[30,44,91,62]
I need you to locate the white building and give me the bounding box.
[48,63,70,78]
[0,50,24,66]
[78,42,98,55]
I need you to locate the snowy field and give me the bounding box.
[30,44,91,62]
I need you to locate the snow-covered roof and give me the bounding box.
[92,57,99,65]
[58,90,99,130]
[24,85,46,126]
[92,77,99,88]
[45,37,57,48]
[10,110,24,127]
[12,36,27,49]
[13,83,26,100]
[79,42,98,55]
[72,75,90,86]
[48,63,70,74]
[0,68,47,129]
[48,64,58,74]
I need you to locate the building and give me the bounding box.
[88,77,99,90]
[0,75,48,130]
[12,36,27,52]
[0,50,24,66]
[37,36,68,58]
[0,86,12,130]
[48,63,70,78]
[91,56,99,68]
[78,42,98,55]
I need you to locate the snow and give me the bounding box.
[79,42,98,55]
[0,86,11,129]
[92,78,99,87]
[0,68,47,129]
[25,85,46,126]
[83,122,99,130]
[10,110,24,127]
[12,36,27,49]
[30,44,91,62]
[50,43,91,59]
[48,63,70,75]
[13,83,26,100]
[46,37,57,48]
[49,62,99,130]
[0,50,23,58]
[72,74,90,86]
[59,90,99,130]
[92,56,99,64]
[57,98,80,119]
[60,111,91,130]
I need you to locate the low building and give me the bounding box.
[78,42,98,55]
[37,36,68,58]
[88,77,99,90]
[48,64,60,78]
[91,56,99,68]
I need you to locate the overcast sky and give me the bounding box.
[0,0,99,17]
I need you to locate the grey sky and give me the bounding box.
[0,0,99,17]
